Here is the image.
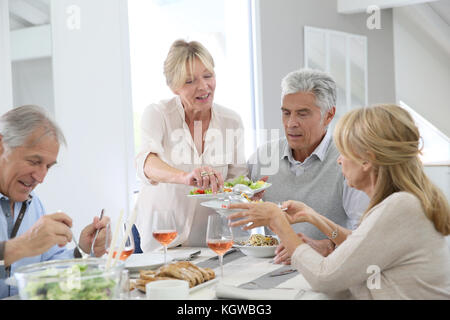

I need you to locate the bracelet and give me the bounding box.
[329,226,338,240]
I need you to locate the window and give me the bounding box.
[399,101,450,164]
[127,0,256,160]
[304,26,368,126]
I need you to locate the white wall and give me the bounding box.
[255,0,396,133]
[0,0,13,114]
[34,0,136,240]
[393,6,450,138]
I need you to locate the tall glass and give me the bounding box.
[152,210,178,265]
[105,222,135,261]
[206,214,233,279]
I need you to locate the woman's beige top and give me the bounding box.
[292,192,450,299]
[135,96,248,252]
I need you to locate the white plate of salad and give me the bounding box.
[187,176,271,199]
[186,187,233,199]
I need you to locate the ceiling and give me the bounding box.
[7,0,450,54]
[7,0,450,30]
[9,0,50,31]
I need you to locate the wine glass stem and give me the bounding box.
[219,254,224,278]
[163,245,168,264]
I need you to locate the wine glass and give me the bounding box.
[206,214,233,279]
[105,222,135,261]
[152,210,178,265]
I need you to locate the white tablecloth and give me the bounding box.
[128,246,344,300]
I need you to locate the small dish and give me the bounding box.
[233,244,277,258]
[146,279,189,300]
[137,278,219,294]
[200,200,243,216]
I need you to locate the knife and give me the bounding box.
[269,269,297,277]
[174,250,201,261]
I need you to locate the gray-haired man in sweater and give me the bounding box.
[248,69,369,263]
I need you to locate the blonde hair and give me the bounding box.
[334,104,450,235]
[163,39,215,91]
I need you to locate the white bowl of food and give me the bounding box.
[233,234,279,258]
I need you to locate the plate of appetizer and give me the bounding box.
[186,187,233,199]
[132,261,217,293]
[186,176,272,199]
[233,234,279,258]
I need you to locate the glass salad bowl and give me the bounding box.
[13,258,125,300]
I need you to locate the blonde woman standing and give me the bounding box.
[135,40,247,252]
[229,104,450,299]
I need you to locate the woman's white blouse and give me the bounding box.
[135,96,248,251]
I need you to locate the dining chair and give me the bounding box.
[132,224,143,254]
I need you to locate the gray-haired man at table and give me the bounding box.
[248,69,369,262]
[0,105,109,298]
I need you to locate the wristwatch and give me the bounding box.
[0,241,5,266]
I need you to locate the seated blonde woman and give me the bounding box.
[228,104,450,299]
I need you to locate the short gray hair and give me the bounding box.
[281,69,337,116]
[0,105,66,150]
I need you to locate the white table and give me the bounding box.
[128,246,340,300]
[4,247,344,300]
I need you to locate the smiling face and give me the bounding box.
[173,57,216,116]
[0,128,59,202]
[281,91,335,162]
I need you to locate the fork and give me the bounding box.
[57,209,90,259]
[90,209,105,257]
[71,230,90,259]
[173,250,201,261]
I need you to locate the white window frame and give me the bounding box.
[399,100,450,165]
[304,26,368,116]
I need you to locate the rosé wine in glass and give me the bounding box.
[152,210,178,265]
[105,223,135,261]
[206,215,233,278]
